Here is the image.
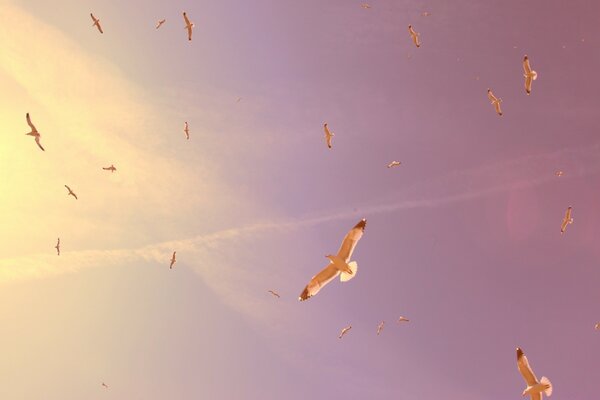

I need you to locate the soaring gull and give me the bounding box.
[377,321,385,335]
[387,161,401,168]
[102,164,116,172]
[408,25,421,48]
[516,347,553,400]
[324,123,334,149]
[267,290,280,298]
[25,113,45,151]
[523,55,538,95]
[64,185,78,200]
[183,12,194,41]
[54,238,60,256]
[560,206,573,234]
[90,13,103,34]
[398,316,410,323]
[184,122,190,140]
[487,89,503,116]
[170,251,176,269]
[338,325,352,339]
[156,19,166,29]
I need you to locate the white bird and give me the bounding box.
[267,290,280,298]
[516,347,553,400]
[170,251,176,269]
[398,316,410,323]
[55,238,60,256]
[102,164,116,172]
[555,171,563,177]
[408,25,421,48]
[90,13,103,34]
[523,55,538,95]
[25,113,45,151]
[184,121,190,140]
[183,12,194,41]
[324,123,334,149]
[299,219,366,301]
[487,89,503,116]
[376,321,385,335]
[361,3,371,9]
[338,325,352,339]
[64,185,78,200]
[156,19,166,29]
[387,161,401,168]
[594,322,600,330]
[560,206,573,234]
[421,11,432,17]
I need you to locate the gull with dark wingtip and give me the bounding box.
[90,13,103,34]
[170,251,176,269]
[64,185,78,200]
[516,347,553,400]
[54,238,60,256]
[183,12,194,41]
[25,113,44,151]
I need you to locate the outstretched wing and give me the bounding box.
[26,113,36,130]
[494,101,503,116]
[298,263,339,301]
[516,348,539,386]
[487,89,498,103]
[183,12,191,26]
[35,136,45,151]
[336,219,366,262]
[525,75,533,95]
[97,22,103,34]
[523,56,532,75]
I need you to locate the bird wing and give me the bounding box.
[326,134,332,148]
[26,113,36,130]
[525,75,532,95]
[90,13,96,22]
[35,136,45,151]
[565,207,572,221]
[408,26,420,47]
[183,12,191,26]
[298,263,340,301]
[523,56,532,74]
[516,348,539,386]
[487,90,498,103]
[336,219,367,262]
[97,22,103,34]
[494,101,503,115]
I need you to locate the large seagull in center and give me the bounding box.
[516,347,553,400]
[299,218,366,301]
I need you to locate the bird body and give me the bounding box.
[560,206,573,234]
[339,325,351,339]
[377,321,384,335]
[398,316,409,323]
[102,164,116,172]
[387,161,401,168]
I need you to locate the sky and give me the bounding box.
[0,0,599,398]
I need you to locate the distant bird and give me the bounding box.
[156,19,166,29]
[324,123,334,149]
[236,97,242,103]
[170,251,176,269]
[421,11,432,16]
[377,321,385,335]
[183,12,194,41]
[523,55,538,95]
[338,325,352,339]
[555,171,563,177]
[299,219,366,301]
[25,113,45,151]
[487,89,503,116]
[408,25,421,48]
[387,161,401,168]
[361,3,371,9]
[516,347,553,400]
[398,316,410,323]
[594,322,600,330]
[90,13,103,34]
[560,206,573,234]
[64,185,78,200]
[102,382,109,389]
[54,238,60,256]
[102,164,116,172]
[184,121,190,140]
[268,290,280,298]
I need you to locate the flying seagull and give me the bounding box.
[102,382,109,389]
[377,321,385,335]
[387,161,401,168]
[236,97,242,103]
[90,13,103,34]
[338,325,352,339]
[361,3,371,9]
[594,322,600,330]
[102,164,116,172]
[516,347,553,400]
[324,123,334,149]
[170,251,176,269]
[25,113,45,151]
[184,122,190,140]
[268,290,280,298]
[398,316,410,323]
[55,238,60,256]
[408,25,421,48]
[421,11,432,16]
[299,218,366,301]
[560,206,573,234]
[64,185,78,200]
[523,55,538,95]
[156,19,166,29]
[183,12,194,41]
[555,171,563,177]
[487,89,503,116]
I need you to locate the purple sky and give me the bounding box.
[1,0,600,399]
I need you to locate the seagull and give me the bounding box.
[156,19,166,29]
[324,123,334,149]
[338,325,352,339]
[268,290,280,298]
[64,185,78,200]
[55,238,60,256]
[170,251,176,269]
[560,206,573,234]
[594,322,600,330]
[90,13,103,34]
[398,316,410,323]
[487,89,503,116]
[377,321,385,335]
[387,161,401,168]
[236,97,242,103]
[25,113,45,151]
[299,219,366,301]
[516,347,553,400]
[408,25,421,48]
[184,122,190,140]
[421,11,432,16]
[102,164,116,172]
[361,3,371,9]
[555,171,563,177]
[523,55,538,95]
[101,382,109,389]
[183,12,194,41]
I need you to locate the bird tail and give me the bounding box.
[540,376,552,396]
[532,71,538,80]
[340,261,357,282]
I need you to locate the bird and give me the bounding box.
[555,171,563,177]
[170,251,176,269]
[299,218,367,301]
[594,322,600,330]
[183,12,194,41]
[64,185,78,200]
[101,382,109,389]
[267,290,280,298]
[102,164,116,172]
[90,13,103,34]
[560,206,573,234]
[25,113,45,151]
[338,325,352,339]
[361,3,371,9]
[156,19,166,29]
[324,123,334,149]
[523,55,538,95]
[487,89,503,116]
[236,97,242,103]
[377,321,385,335]
[184,122,190,140]
[408,25,421,48]
[387,161,401,168]
[398,316,410,323]
[516,347,553,400]
[54,238,60,256]
[421,11,432,16]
